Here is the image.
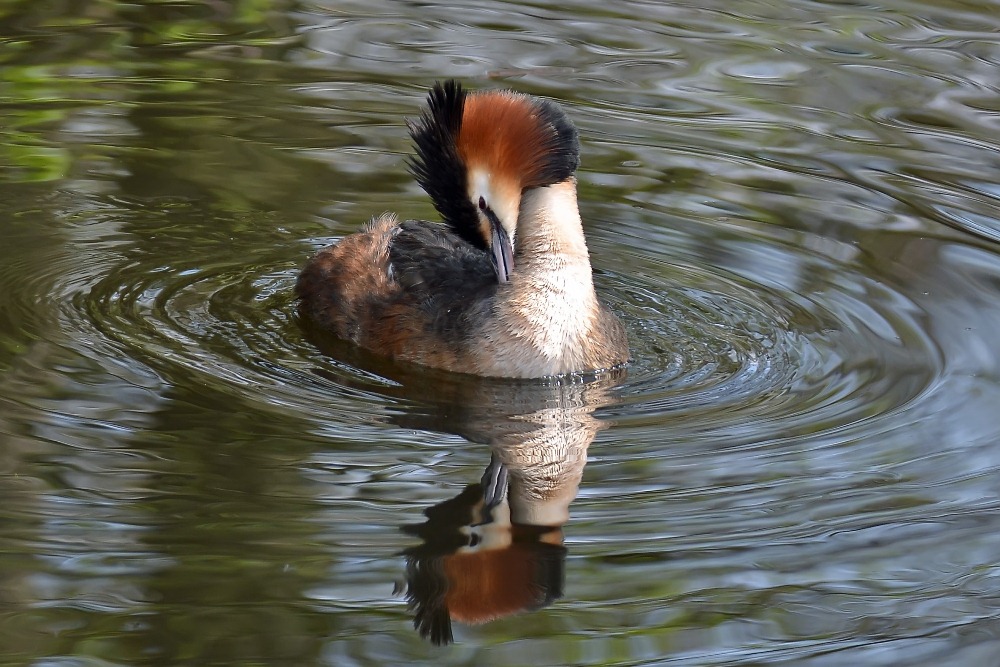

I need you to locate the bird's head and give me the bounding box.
[409,80,580,282]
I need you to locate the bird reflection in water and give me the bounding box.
[392,370,620,645]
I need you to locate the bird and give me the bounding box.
[295,80,628,378]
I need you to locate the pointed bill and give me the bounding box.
[486,207,514,282]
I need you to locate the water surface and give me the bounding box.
[2,0,1000,664]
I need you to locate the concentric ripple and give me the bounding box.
[73,234,383,430]
[56,196,947,466]
[597,225,942,446]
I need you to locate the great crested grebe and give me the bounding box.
[296,80,628,378]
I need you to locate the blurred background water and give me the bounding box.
[2,0,1000,664]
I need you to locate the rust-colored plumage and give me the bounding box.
[442,545,544,625]
[458,91,576,190]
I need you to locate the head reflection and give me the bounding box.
[394,372,618,645]
[399,484,567,645]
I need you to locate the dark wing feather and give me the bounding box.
[389,220,497,341]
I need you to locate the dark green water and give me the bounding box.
[3,1,1000,665]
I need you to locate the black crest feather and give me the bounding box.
[407,81,484,250]
[531,98,580,185]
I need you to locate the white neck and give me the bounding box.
[516,179,593,270]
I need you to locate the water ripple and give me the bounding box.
[598,226,941,446]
